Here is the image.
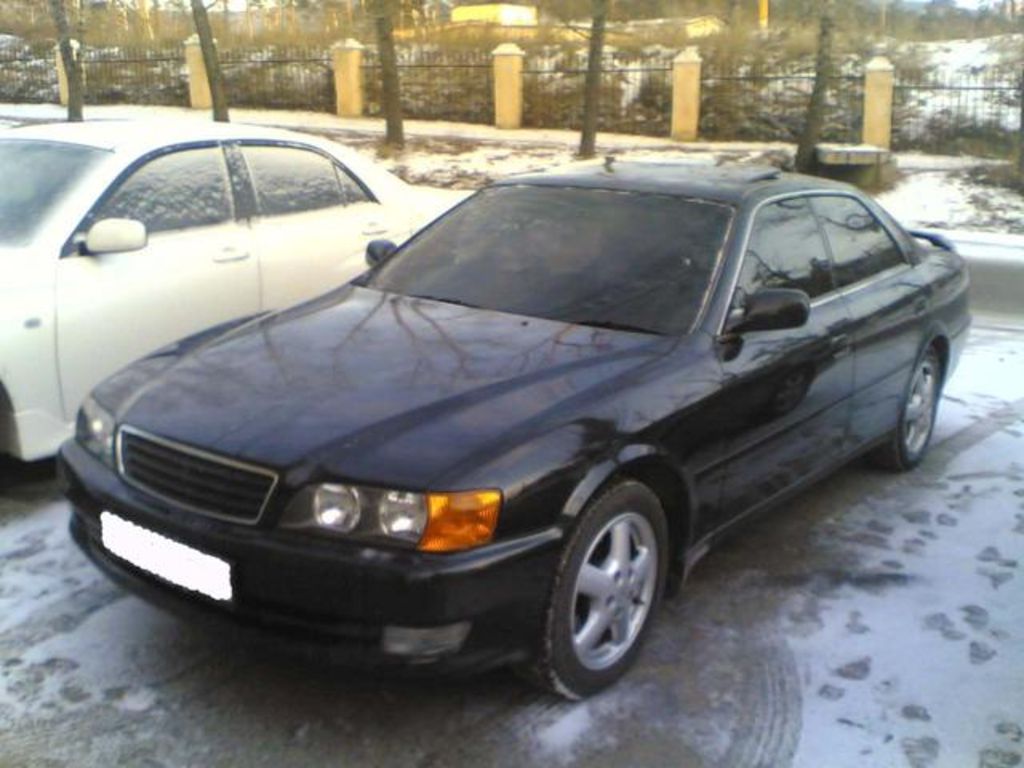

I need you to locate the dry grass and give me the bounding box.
[6,4,1006,57]
[0,6,366,50]
[967,163,1024,194]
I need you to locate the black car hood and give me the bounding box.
[116,287,671,488]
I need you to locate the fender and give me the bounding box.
[918,316,955,382]
[559,442,700,587]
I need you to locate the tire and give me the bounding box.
[523,480,669,699]
[869,346,943,472]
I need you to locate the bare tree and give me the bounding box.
[1018,63,1024,178]
[137,0,155,41]
[373,0,404,148]
[190,0,230,122]
[48,0,84,122]
[578,0,608,158]
[794,0,835,174]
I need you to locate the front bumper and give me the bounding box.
[60,440,562,672]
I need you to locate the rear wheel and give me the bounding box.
[524,480,668,699]
[869,347,942,471]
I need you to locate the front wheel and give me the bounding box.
[524,480,668,699]
[869,347,942,471]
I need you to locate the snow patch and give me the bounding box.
[533,704,594,761]
[877,171,1024,235]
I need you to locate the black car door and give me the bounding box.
[711,196,856,531]
[809,194,932,450]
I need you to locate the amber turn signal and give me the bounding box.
[420,490,502,552]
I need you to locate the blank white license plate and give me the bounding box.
[100,511,233,602]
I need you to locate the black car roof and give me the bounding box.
[494,161,858,206]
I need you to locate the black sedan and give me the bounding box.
[60,163,970,698]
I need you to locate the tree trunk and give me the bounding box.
[190,0,230,122]
[1018,67,1024,178]
[137,0,154,41]
[48,0,84,122]
[794,0,834,174]
[374,0,404,148]
[578,0,608,158]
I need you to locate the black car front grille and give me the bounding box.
[118,428,277,523]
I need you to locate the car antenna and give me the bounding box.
[603,155,616,172]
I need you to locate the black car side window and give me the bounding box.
[96,147,233,235]
[737,197,833,303]
[812,195,906,288]
[242,145,369,217]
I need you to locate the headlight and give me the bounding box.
[76,396,116,466]
[283,484,501,552]
[378,491,428,542]
[312,484,362,532]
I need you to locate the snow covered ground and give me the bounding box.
[0,327,1021,768]
[895,34,1024,75]
[0,104,1022,767]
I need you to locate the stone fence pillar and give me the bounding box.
[332,39,364,118]
[671,47,702,142]
[863,56,895,149]
[184,35,211,110]
[492,43,524,130]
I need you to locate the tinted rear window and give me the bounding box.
[812,195,906,287]
[366,185,732,335]
[0,140,105,246]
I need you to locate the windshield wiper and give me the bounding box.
[411,294,484,310]
[571,319,659,335]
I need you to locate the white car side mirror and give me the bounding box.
[85,218,148,255]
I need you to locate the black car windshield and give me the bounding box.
[0,140,106,247]
[366,185,732,335]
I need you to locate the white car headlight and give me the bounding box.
[76,396,116,466]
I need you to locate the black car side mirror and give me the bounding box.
[729,288,810,334]
[366,239,398,268]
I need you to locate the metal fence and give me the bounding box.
[893,67,1022,157]
[0,42,58,103]
[700,61,864,144]
[363,47,493,124]
[221,47,333,112]
[3,41,1022,159]
[522,51,672,136]
[83,46,186,106]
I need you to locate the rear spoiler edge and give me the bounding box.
[909,230,957,253]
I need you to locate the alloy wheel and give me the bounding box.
[570,511,658,671]
[904,354,938,457]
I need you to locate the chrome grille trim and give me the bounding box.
[116,425,279,525]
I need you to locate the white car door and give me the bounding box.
[55,145,261,420]
[237,143,408,309]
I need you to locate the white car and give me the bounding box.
[1,120,439,461]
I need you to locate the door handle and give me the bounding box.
[913,297,928,315]
[362,222,388,236]
[213,247,250,263]
[830,334,851,359]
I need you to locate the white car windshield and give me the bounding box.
[0,139,106,247]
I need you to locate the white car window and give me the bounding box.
[0,140,105,246]
[96,148,233,235]
[242,145,369,217]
